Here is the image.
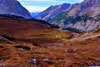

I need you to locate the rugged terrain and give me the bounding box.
[0,0,31,19]
[36,3,71,21]
[0,0,100,67]
[0,15,100,67]
[36,0,100,32]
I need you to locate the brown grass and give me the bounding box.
[0,16,99,67]
[0,37,100,67]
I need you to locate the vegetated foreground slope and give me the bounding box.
[0,14,75,66]
[0,28,100,66]
[0,15,100,67]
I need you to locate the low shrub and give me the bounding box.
[33,43,40,46]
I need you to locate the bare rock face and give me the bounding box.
[61,0,100,17]
[69,0,100,16]
[0,0,32,19]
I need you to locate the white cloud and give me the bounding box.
[24,6,48,12]
[18,0,84,12]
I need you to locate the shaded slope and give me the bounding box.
[0,15,72,44]
[0,0,31,19]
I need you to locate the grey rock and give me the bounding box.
[0,36,15,44]
[32,58,37,64]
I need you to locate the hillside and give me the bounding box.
[36,0,100,32]
[35,3,71,21]
[0,0,31,19]
[0,15,100,66]
[0,14,75,66]
[0,14,72,44]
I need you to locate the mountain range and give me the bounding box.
[36,0,100,32]
[0,0,100,32]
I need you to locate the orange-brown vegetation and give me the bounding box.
[0,15,72,44]
[0,15,100,67]
[0,36,100,67]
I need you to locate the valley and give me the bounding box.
[0,15,100,67]
[0,0,100,67]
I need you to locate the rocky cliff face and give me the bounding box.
[0,0,31,19]
[35,3,71,21]
[36,0,100,32]
[67,0,100,16]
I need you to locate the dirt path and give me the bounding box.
[67,33,100,42]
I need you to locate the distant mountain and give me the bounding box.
[35,3,71,21]
[31,12,40,18]
[0,0,32,19]
[36,0,100,32]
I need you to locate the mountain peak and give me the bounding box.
[0,0,32,19]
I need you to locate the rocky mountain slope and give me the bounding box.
[36,0,100,32]
[36,3,71,21]
[0,0,31,19]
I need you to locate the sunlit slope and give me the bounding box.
[0,33,100,67]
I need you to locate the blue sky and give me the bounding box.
[18,0,83,12]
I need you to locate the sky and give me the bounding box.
[18,0,83,12]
